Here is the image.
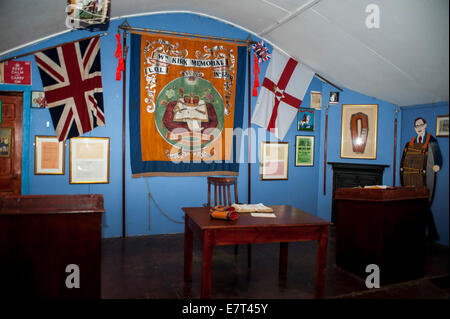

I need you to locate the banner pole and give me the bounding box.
[0,33,108,63]
[121,29,128,238]
[393,106,398,186]
[323,103,329,195]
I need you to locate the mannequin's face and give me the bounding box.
[414,119,427,135]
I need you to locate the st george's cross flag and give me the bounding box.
[251,49,314,140]
[34,36,105,141]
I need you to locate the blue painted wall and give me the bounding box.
[0,12,448,245]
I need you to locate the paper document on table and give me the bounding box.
[251,213,276,218]
[364,185,389,189]
[232,203,274,213]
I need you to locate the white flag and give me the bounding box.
[251,49,314,140]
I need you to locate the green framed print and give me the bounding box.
[295,135,314,166]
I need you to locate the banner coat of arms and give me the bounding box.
[129,33,246,177]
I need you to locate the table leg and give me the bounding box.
[201,231,213,299]
[184,214,193,282]
[279,242,288,278]
[314,228,329,299]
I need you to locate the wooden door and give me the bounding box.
[0,92,23,195]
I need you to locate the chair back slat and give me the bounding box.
[207,177,238,208]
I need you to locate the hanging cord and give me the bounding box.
[145,178,184,229]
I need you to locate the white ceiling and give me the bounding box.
[0,0,448,106]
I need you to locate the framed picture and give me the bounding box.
[329,92,339,105]
[260,142,289,180]
[70,137,110,184]
[31,91,47,108]
[0,127,12,157]
[436,115,449,137]
[35,136,65,175]
[67,0,111,29]
[298,107,315,131]
[295,136,314,166]
[310,91,322,109]
[340,104,378,159]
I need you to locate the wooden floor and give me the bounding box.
[101,227,449,299]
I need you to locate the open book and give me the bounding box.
[231,203,274,213]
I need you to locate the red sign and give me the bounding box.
[2,61,31,85]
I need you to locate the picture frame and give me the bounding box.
[436,115,449,137]
[0,127,12,158]
[340,104,378,159]
[260,142,289,180]
[66,0,111,29]
[31,91,47,108]
[295,136,314,166]
[329,92,339,105]
[35,136,65,175]
[297,107,315,131]
[310,91,322,109]
[70,137,110,184]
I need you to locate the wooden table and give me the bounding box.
[183,205,331,299]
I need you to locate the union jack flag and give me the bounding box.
[34,36,105,141]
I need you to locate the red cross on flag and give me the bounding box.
[251,49,314,140]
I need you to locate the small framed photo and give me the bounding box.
[436,115,449,137]
[0,127,12,158]
[67,0,111,29]
[310,91,322,109]
[35,136,65,175]
[295,136,314,166]
[329,92,339,105]
[31,91,47,108]
[340,104,378,159]
[70,137,110,184]
[260,142,289,180]
[298,107,315,131]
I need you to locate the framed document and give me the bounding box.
[295,136,314,166]
[310,91,322,109]
[436,115,449,137]
[340,104,378,159]
[70,137,110,184]
[66,0,111,29]
[35,136,65,175]
[260,142,289,180]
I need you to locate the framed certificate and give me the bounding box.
[260,142,289,180]
[70,137,110,184]
[35,136,65,174]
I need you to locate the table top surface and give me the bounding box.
[183,205,331,230]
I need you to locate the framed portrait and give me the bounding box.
[67,0,111,29]
[295,136,314,166]
[436,115,449,137]
[260,142,289,180]
[298,107,315,131]
[35,136,65,175]
[70,137,110,184]
[0,127,12,158]
[31,91,47,108]
[340,104,378,159]
[329,92,339,105]
[310,91,322,109]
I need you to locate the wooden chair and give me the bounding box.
[207,177,252,266]
[207,176,239,208]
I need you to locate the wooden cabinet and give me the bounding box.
[0,194,105,298]
[328,162,389,224]
[334,187,428,285]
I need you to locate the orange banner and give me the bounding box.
[138,34,240,162]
